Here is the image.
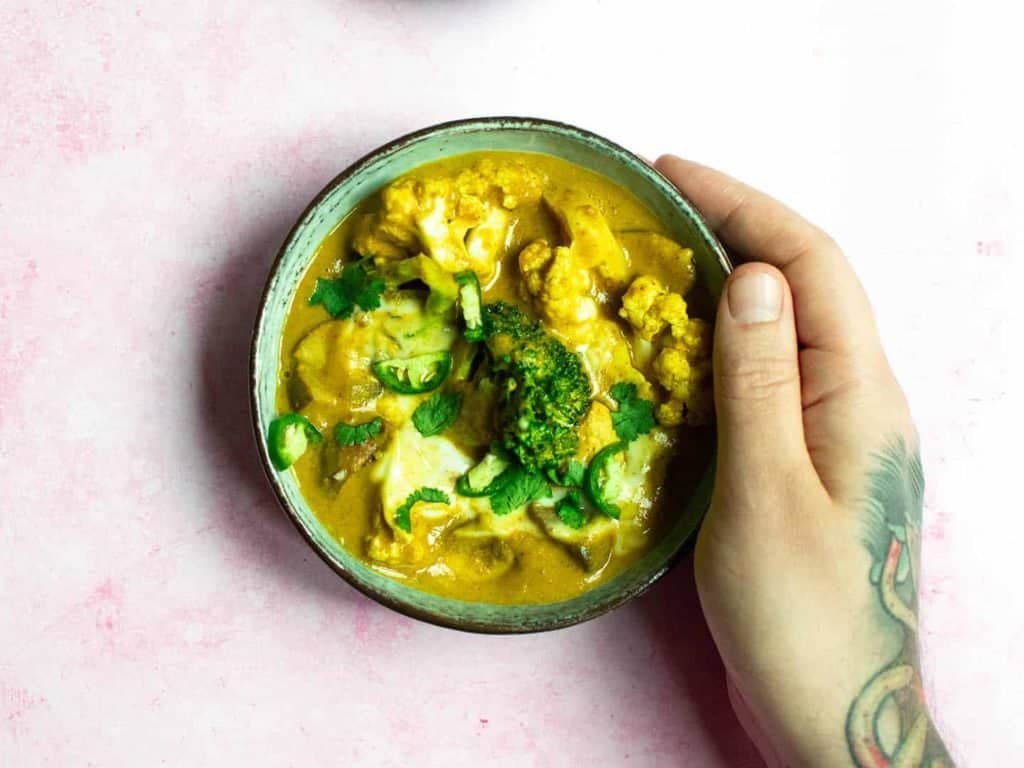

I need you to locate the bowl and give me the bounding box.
[250,117,732,633]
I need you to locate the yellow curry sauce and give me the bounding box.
[275,152,714,604]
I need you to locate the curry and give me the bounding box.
[270,152,714,604]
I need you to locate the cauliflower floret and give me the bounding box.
[653,348,695,406]
[619,275,691,341]
[544,189,629,286]
[415,189,482,274]
[543,247,597,324]
[352,162,543,279]
[619,274,712,426]
[655,399,685,427]
[518,239,597,326]
[619,275,663,326]
[517,235,646,397]
[518,239,552,295]
[352,215,406,261]
[351,179,423,260]
[464,205,509,268]
[518,193,633,330]
[652,318,713,426]
[459,158,545,209]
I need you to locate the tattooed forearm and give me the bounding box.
[845,438,954,767]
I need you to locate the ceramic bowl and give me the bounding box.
[250,117,731,633]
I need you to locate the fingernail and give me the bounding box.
[728,271,783,324]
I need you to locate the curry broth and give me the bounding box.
[276,151,712,604]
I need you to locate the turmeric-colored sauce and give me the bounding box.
[275,152,713,604]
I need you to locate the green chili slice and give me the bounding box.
[371,351,452,394]
[267,413,323,471]
[584,441,627,519]
[455,270,485,342]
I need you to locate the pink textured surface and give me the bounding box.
[1,2,1020,765]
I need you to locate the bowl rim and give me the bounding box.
[249,115,732,634]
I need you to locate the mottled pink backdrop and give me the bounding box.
[1,2,1020,766]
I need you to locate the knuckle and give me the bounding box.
[717,354,800,402]
[785,228,842,267]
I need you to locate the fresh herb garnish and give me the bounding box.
[556,490,587,529]
[334,416,384,447]
[456,450,512,497]
[412,391,463,437]
[546,459,586,488]
[394,487,450,533]
[609,382,656,442]
[308,260,385,319]
[490,465,550,516]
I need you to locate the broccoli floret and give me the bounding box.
[482,302,592,471]
[482,300,539,342]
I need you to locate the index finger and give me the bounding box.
[655,155,878,358]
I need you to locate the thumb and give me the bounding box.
[713,264,807,475]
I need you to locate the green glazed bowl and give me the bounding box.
[250,117,731,633]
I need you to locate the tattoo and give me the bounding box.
[846,438,954,767]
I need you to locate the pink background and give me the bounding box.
[1,2,1020,765]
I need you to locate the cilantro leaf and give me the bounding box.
[609,382,656,442]
[394,487,450,533]
[563,460,586,487]
[556,490,587,529]
[334,416,384,447]
[412,391,463,437]
[490,465,550,516]
[309,277,353,318]
[344,261,386,312]
[546,459,586,488]
[308,260,385,319]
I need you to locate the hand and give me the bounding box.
[656,156,955,767]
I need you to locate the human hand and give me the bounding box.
[655,156,954,767]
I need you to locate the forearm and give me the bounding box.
[718,440,955,768]
[756,651,953,767]
[837,439,955,768]
[771,652,954,768]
